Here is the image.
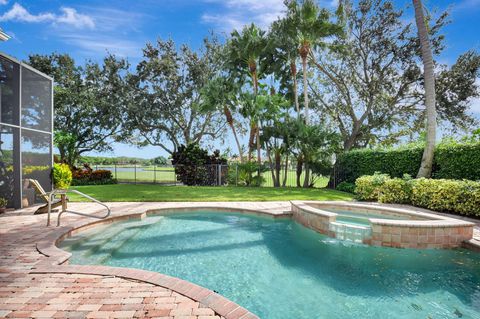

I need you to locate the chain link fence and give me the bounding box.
[93,163,331,187]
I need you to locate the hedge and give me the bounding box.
[335,142,480,183]
[72,169,117,186]
[354,173,480,217]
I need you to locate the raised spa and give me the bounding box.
[291,201,475,249]
[60,210,480,319]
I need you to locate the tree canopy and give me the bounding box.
[27,0,480,187]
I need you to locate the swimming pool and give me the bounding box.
[60,210,480,319]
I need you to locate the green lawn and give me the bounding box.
[69,184,353,202]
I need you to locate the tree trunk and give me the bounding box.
[248,121,255,162]
[291,61,300,115]
[251,69,261,166]
[413,0,437,178]
[274,150,281,187]
[302,56,309,124]
[266,146,276,186]
[282,153,289,187]
[303,161,310,188]
[256,122,261,167]
[296,154,303,188]
[224,105,244,163]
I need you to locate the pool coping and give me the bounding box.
[33,205,294,319]
[290,200,474,225]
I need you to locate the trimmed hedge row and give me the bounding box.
[335,142,480,183]
[355,173,480,217]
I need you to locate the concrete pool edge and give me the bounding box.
[291,200,475,249]
[33,204,297,319]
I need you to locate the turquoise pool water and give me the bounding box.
[325,208,407,227]
[60,211,480,319]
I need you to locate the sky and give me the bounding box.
[0,0,479,159]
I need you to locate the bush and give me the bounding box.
[71,178,117,186]
[227,162,268,187]
[410,178,480,216]
[336,181,356,193]
[335,141,480,184]
[171,144,227,186]
[378,176,412,204]
[355,173,480,217]
[0,197,7,208]
[53,163,72,189]
[72,169,117,186]
[434,143,480,180]
[355,173,390,201]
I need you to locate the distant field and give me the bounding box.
[91,165,329,187]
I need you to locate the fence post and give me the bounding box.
[154,165,156,184]
[217,164,221,186]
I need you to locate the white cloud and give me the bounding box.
[201,0,286,31]
[0,3,94,29]
[201,0,341,32]
[0,0,8,5]
[57,7,146,58]
[0,3,54,23]
[60,33,143,58]
[56,7,94,29]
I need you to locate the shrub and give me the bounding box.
[378,176,412,204]
[90,170,113,181]
[53,163,72,189]
[334,141,480,184]
[356,173,480,216]
[0,197,7,208]
[72,168,117,186]
[171,143,227,186]
[410,178,479,215]
[227,161,268,187]
[354,172,390,201]
[336,181,356,193]
[434,143,480,180]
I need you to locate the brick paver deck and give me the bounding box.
[0,202,291,319]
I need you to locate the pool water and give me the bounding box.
[325,208,406,227]
[60,212,480,319]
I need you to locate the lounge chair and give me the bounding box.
[28,179,67,215]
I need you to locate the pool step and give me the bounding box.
[80,216,164,264]
[329,222,372,243]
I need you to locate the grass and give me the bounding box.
[69,184,354,202]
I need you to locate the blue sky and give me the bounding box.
[0,0,479,158]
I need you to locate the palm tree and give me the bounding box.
[413,0,437,178]
[268,15,301,116]
[226,23,267,166]
[200,77,244,163]
[288,0,339,124]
